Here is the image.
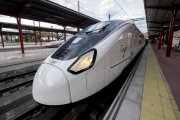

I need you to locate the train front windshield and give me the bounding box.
[51,21,122,60]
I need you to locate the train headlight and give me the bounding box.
[68,49,97,74]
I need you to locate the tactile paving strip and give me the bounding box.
[140,45,180,120]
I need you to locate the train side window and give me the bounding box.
[119,33,127,52]
[119,34,123,39]
[120,33,127,42]
[127,32,132,46]
[124,33,128,39]
[128,33,132,38]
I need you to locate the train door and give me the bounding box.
[131,28,139,56]
[110,33,126,81]
[130,27,137,59]
[122,31,133,65]
[102,44,111,85]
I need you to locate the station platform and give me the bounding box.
[104,44,180,120]
[0,43,47,52]
[0,48,56,67]
[152,44,180,110]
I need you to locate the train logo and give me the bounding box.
[50,59,56,65]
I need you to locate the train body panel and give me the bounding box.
[32,63,71,105]
[32,20,145,105]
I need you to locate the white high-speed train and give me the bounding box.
[32,20,145,105]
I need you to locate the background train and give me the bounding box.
[44,34,74,48]
[32,20,145,105]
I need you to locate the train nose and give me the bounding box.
[32,63,71,105]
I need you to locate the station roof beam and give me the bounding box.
[0,0,99,53]
[0,0,99,28]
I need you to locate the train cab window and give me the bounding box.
[86,22,110,34]
[51,21,123,60]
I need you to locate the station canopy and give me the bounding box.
[144,0,180,38]
[0,22,77,34]
[1,31,34,36]
[0,0,99,28]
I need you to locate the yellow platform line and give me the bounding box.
[140,45,180,120]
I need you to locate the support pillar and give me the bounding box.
[0,24,4,48]
[11,35,12,43]
[63,26,66,42]
[162,30,164,45]
[30,30,33,42]
[34,30,37,45]
[25,33,28,42]
[17,17,24,54]
[30,34,32,41]
[77,25,80,32]
[158,24,163,49]
[16,0,32,54]
[51,26,53,41]
[39,22,42,46]
[39,30,42,46]
[48,36,50,41]
[166,8,177,57]
[57,32,58,40]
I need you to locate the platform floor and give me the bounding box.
[152,45,180,110]
[0,48,56,66]
[140,45,179,120]
[0,44,43,49]
[104,44,180,120]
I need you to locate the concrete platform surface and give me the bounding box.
[152,44,180,110]
[104,45,180,120]
[140,45,180,120]
[0,48,56,67]
[114,45,147,120]
[0,43,48,52]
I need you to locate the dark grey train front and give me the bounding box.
[32,20,145,105]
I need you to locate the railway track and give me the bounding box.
[0,71,36,97]
[0,70,39,120]
[0,46,145,120]
[0,67,71,120]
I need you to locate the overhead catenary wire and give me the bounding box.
[113,0,131,19]
[62,0,147,32]
[122,0,140,18]
[120,0,146,31]
[65,0,103,20]
[122,0,145,24]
